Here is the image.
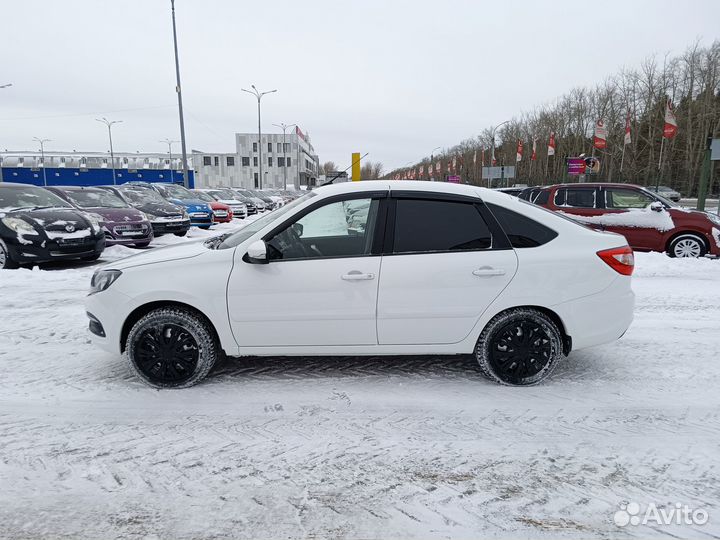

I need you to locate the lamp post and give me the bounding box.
[272,122,296,190]
[429,147,441,180]
[32,137,51,186]
[96,117,122,185]
[170,0,190,188]
[160,138,179,183]
[489,120,510,187]
[242,85,276,189]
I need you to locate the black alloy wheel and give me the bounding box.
[476,308,563,386]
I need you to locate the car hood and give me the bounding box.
[108,239,209,270]
[169,199,211,213]
[2,207,91,229]
[78,206,146,223]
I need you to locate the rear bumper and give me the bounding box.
[553,276,635,351]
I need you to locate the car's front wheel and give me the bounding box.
[126,307,218,388]
[0,239,20,269]
[174,231,188,237]
[476,308,563,386]
[668,234,707,258]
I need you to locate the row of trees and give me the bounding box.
[321,160,384,180]
[385,40,720,196]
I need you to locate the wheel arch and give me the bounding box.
[120,300,222,354]
[665,230,710,253]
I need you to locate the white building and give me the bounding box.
[192,127,320,189]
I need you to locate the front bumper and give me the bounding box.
[105,222,154,245]
[189,212,213,227]
[150,219,191,236]
[7,233,106,264]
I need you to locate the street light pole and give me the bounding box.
[160,138,179,183]
[32,137,51,187]
[170,0,190,188]
[272,122,296,190]
[489,120,510,187]
[0,84,11,183]
[96,117,122,185]
[242,85,276,189]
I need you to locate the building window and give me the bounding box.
[277,143,282,153]
[286,157,291,167]
[253,142,257,152]
[203,156,212,166]
[226,156,235,166]
[268,142,273,153]
[268,157,273,167]
[283,143,290,152]
[242,157,250,166]
[278,157,285,167]
[253,156,258,167]
[254,172,259,188]
[214,156,219,166]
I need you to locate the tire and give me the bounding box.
[0,239,19,269]
[476,308,563,386]
[174,231,188,237]
[668,233,707,258]
[81,253,102,262]
[126,307,218,389]
[133,242,151,248]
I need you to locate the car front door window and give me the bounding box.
[266,198,379,260]
[605,188,655,209]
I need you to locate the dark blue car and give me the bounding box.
[126,182,214,229]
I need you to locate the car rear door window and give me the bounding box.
[605,188,655,209]
[555,188,596,208]
[486,203,558,248]
[393,199,492,254]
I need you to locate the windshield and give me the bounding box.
[64,189,128,209]
[191,191,214,203]
[162,184,194,200]
[0,186,72,211]
[640,188,678,208]
[218,192,315,249]
[118,186,168,204]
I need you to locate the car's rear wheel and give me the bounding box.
[668,234,707,258]
[0,239,19,269]
[126,307,217,388]
[476,308,562,386]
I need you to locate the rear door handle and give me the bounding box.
[341,271,375,281]
[472,267,506,277]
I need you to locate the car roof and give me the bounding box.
[539,182,645,190]
[48,185,106,192]
[0,182,46,189]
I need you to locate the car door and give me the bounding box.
[227,192,385,347]
[376,193,518,345]
[600,186,666,250]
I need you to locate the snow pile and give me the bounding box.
[559,207,675,231]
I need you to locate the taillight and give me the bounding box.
[597,246,634,275]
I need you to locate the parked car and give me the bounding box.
[197,188,248,219]
[189,190,233,223]
[1,182,105,269]
[99,185,191,237]
[494,187,525,197]
[128,182,213,229]
[232,189,266,212]
[86,180,635,388]
[647,185,682,202]
[249,190,278,210]
[519,182,720,258]
[46,186,154,248]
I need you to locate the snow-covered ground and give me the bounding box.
[1,219,719,540]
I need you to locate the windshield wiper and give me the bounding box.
[204,232,232,250]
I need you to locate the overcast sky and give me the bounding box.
[1,0,718,171]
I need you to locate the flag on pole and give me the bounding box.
[531,137,537,161]
[452,156,457,172]
[481,148,485,167]
[593,119,607,149]
[548,132,556,156]
[473,150,477,165]
[435,161,440,173]
[516,139,523,162]
[663,99,678,139]
[624,110,632,145]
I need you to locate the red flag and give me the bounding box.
[531,137,537,161]
[663,99,678,139]
[593,119,607,149]
[548,132,556,156]
[624,110,632,145]
[516,139,523,162]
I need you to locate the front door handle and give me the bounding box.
[472,267,506,277]
[341,270,375,281]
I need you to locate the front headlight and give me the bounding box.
[707,212,720,226]
[89,269,122,295]
[85,213,103,233]
[144,212,158,220]
[1,216,38,235]
[182,209,189,219]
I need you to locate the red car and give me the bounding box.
[519,183,720,258]
[191,190,233,223]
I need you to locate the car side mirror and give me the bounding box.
[244,240,268,264]
[650,201,664,212]
[292,223,304,237]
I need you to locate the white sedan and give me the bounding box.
[85,181,635,388]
